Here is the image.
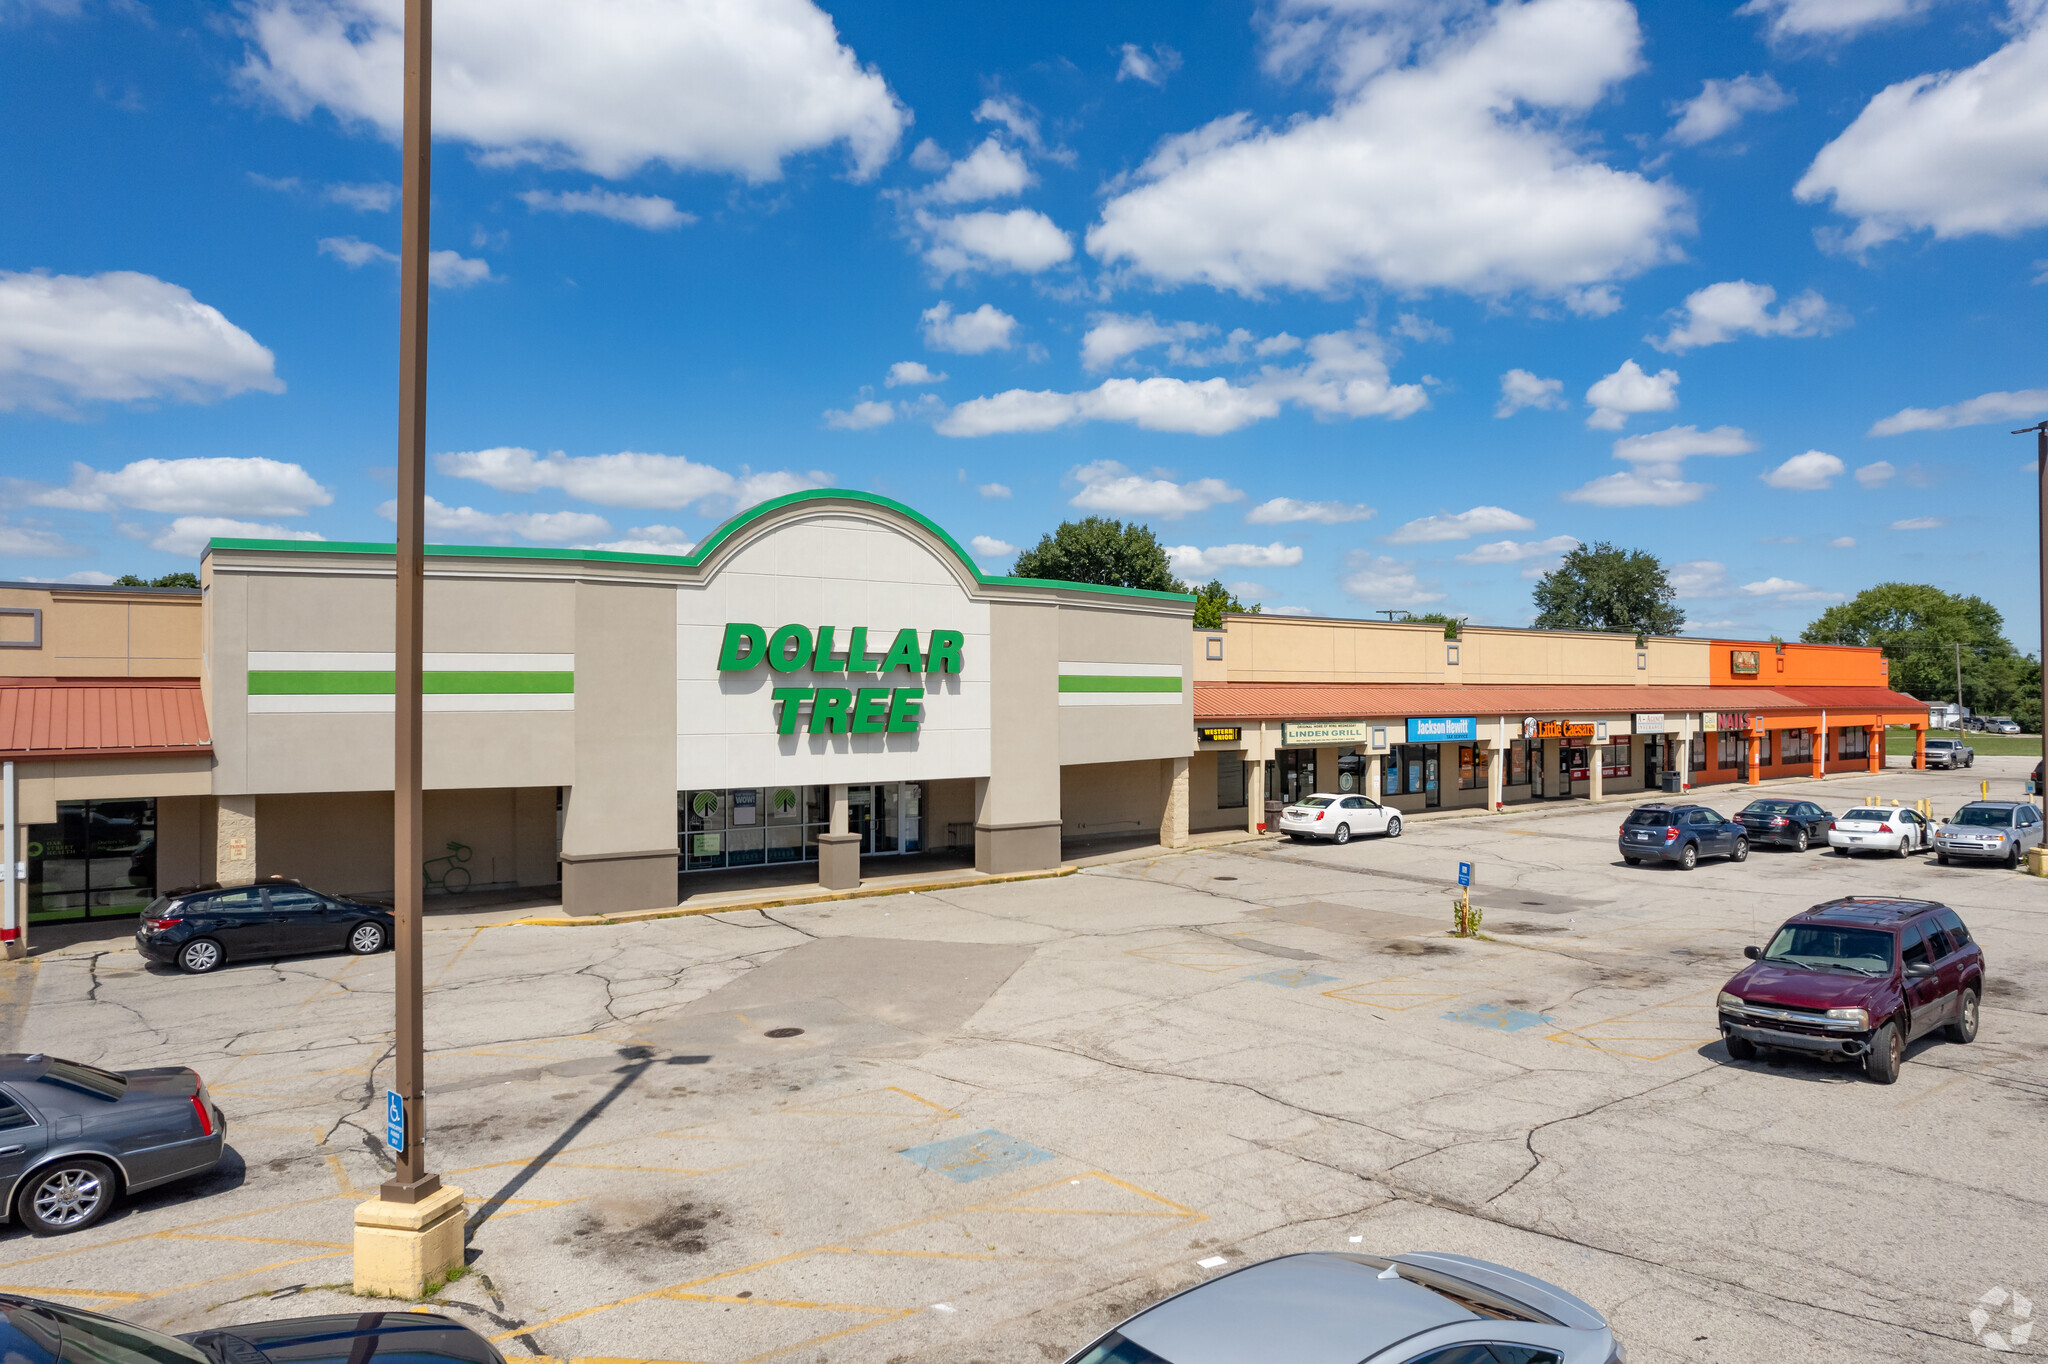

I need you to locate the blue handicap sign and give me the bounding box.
[1457,862,1472,887]
[898,1129,1054,1183]
[385,1090,405,1153]
[1245,968,1338,989]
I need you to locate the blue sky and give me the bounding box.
[4,0,2046,646]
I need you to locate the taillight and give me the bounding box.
[190,1079,214,1136]
[1769,817,1787,826]
[1878,823,1892,834]
[1664,828,1679,842]
[145,918,176,932]
[1315,811,1325,821]
[1828,820,1835,830]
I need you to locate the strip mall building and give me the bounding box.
[1,490,1929,925]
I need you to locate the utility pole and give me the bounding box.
[2020,420,2048,814]
[1955,640,1962,731]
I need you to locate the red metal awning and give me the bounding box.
[0,677,212,760]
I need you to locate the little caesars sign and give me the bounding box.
[718,623,963,735]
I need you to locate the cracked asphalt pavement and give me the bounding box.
[7,759,2046,1363]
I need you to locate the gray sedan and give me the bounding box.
[1064,1252,1620,1364]
[0,1054,225,1234]
[1936,801,2045,868]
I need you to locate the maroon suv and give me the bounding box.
[1717,897,1983,1084]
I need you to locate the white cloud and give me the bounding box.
[152,516,325,558]
[320,236,494,286]
[938,323,1426,437]
[1392,313,1451,344]
[377,495,611,545]
[973,96,1043,150]
[886,361,946,387]
[909,139,950,173]
[0,523,90,558]
[823,399,894,430]
[1668,560,1729,596]
[1740,0,1935,42]
[1796,14,2048,252]
[1081,313,1212,371]
[1740,576,1842,604]
[976,482,1011,499]
[1341,553,1442,607]
[1829,535,1858,548]
[918,208,1073,275]
[1891,516,1946,529]
[921,301,1018,354]
[31,457,332,517]
[239,0,908,183]
[519,188,693,230]
[923,137,1032,205]
[1566,423,1752,506]
[969,534,1017,559]
[1455,534,1580,564]
[1566,470,1709,507]
[327,180,396,210]
[1667,73,1792,146]
[1761,450,1846,490]
[1245,497,1374,525]
[1586,359,1679,429]
[1385,505,1535,545]
[582,524,696,555]
[1651,280,1843,353]
[1085,0,1690,303]
[1855,460,1895,487]
[1066,461,1244,519]
[434,446,827,511]
[1610,424,1757,463]
[1496,368,1566,418]
[1869,388,2048,435]
[1165,541,1304,577]
[0,270,283,414]
[1117,42,1183,86]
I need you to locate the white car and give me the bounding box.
[1827,805,1934,857]
[1278,792,1401,844]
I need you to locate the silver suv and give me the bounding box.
[1936,801,2044,868]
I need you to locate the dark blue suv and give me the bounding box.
[1619,803,1749,870]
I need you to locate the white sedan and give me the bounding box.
[1278,793,1401,844]
[1827,805,1934,857]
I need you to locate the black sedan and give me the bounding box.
[0,1296,505,1364]
[0,1054,224,1234]
[136,879,393,974]
[1733,798,1834,851]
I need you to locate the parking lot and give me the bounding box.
[8,757,2046,1363]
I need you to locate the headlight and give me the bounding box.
[1717,991,1745,1010]
[1825,1007,1869,1028]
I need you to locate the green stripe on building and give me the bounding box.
[1057,674,1183,694]
[249,670,575,695]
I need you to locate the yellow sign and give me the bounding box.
[1198,726,1242,743]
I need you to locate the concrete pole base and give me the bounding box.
[0,940,23,961]
[352,1183,466,1297]
[817,833,862,891]
[2027,846,2048,879]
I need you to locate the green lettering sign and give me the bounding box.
[717,622,766,671]
[720,624,963,733]
[879,627,923,673]
[766,624,813,674]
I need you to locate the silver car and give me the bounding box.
[1063,1252,1621,1364]
[1936,801,2045,868]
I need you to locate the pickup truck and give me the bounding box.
[1923,737,1974,769]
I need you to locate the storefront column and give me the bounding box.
[1486,743,1504,810]
[818,784,858,891]
[1245,759,1265,834]
[1588,750,1605,802]
[1749,727,1763,786]
[1912,725,1927,770]
[215,795,257,887]
[1541,737,1560,799]
[1161,757,1190,849]
[1866,726,1882,774]
[1366,753,1382,801]
[1673,737,1691,791]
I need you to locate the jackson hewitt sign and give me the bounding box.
[718,623,963,735]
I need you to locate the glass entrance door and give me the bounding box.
[1423,753,1441,809]
[846,784,923,855]
[1645,739,1662,789]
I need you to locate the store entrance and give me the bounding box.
[1644,740,1662,790]
[845,783,923,855]
[680,783,924,873]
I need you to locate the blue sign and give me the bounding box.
[385,1090,405,1153]
[1457,861,1472,887]
[1406,716,1477,742]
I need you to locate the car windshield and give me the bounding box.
[1926,740,1954,748]
[31,1299,212,1364]
[1765,924,1893,975]
[1624,810,1672,827]
[1951,807,2015,828]
[1840,809,1891,822]
[1069,1335,1172,1364]
[1742,801,1796,815]
[1299,796,1334,808]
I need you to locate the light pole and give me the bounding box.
[2021,419,2048,814]
[352,0,464,1295]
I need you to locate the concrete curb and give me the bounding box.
[499,863,1081,927]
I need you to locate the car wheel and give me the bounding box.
[1679,842,1698,871]
[1894,838,1910,859]
[1332,823,1351,845]
[1384,817,1402,839]
[1834,846,1850,857]
[1947,987,1980,1044]
[17,1159,116,1235]
[1864,1021,1904,1085]
[1793,829,1809,852]
[1937,852,1950,866]
[1622,856,1640,866]
[2005,845,2020,870]
[1731,837,1748,863]
[177,938,224,974]
[347,922,388,955]
[1725,1034,1757,1062]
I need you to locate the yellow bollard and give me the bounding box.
[1982,779,1989,801]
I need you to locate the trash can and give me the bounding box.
[1660,771,1683,794]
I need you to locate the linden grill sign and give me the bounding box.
[718,623,963,735]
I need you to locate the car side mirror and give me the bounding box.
[1905,962,1935,979]
[1743,945,1762,960]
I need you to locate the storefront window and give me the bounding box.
[1458,746,1480,790]
[26,799,156,923]
[1689,738,1706,771]
[1758,732,1773,766]
[1507,741,1530,786]
[1782,730,1812,763]
[1336,749,1364,793]
[1717,732,1743,767]
[1598,743,1630,778]
[680,786,921,871]
[1216,755,1246,810]
[1838,727,1868,760]
[1272,750,1317,803]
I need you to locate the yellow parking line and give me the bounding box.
[0,1283,146,1302]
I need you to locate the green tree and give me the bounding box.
[1803,583,2035,722]
[1406,611,1463,639]
[1011,517,1185,593]
[1530,542,1684,636]
[1191,579,1260,629]
[113,572,200,589]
